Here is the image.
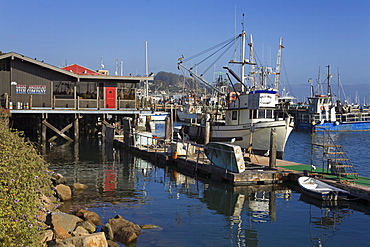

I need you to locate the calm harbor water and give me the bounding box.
[47,129,370,247]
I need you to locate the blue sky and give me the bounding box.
[1,0,369,98]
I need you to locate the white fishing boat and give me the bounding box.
[178,29,294,159]
[298,176,349,201]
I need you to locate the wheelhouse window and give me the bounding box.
[258,109,265,118]
[266,109,273,118]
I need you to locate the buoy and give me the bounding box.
[172,151,178,159]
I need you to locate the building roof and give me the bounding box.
[62,64,103,76]
[0,52,154,82]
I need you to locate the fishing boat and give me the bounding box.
[178,29,294,159]
[298,176,349,201]
[295,66,370,132]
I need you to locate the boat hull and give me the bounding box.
[298,121,370,132]
[183,118,293,159]
[177,110,203,122]
[298,176,349,201]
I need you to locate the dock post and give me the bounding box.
[269,128,277,168]
[29,95,33,110]
[204,121,210,145]
[165,116,171,141]
[101,114,106,142]
[74,114,79,142]
[41,113,47,143]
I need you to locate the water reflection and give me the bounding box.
[45,138,370,246]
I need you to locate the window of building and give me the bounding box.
[0,59,10,71]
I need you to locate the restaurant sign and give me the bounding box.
[16,85,46,94]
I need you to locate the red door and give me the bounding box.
[105,87,116,108]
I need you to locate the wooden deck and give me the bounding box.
[113,137,370,204]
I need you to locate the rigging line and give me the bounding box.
[200,39,240,76]
[182,35,241,63]
[191,37,239,71]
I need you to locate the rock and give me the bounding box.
[56,184,72,201]
[76,220,97,234]
[74,209,102,226]
[107,215,141,245]
[50,212,84,233]
[108,215,141,235]
[114,231,137,245]
[40,229,54,243]
[53,223,72,240]
[101,223,114,240]
[62,232,108,247]
[52,173,68,185]
[140,224,159,230]
[72,226,90,237]
[47,240,76,247]
[107,240,120,247]
[74,183,88,191]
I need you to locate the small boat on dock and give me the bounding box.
[204,142,246,173]
[298,176,349,201]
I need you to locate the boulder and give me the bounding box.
[74,183,88,191]
[108,215,141,235]
[40,229,54,243]
[47,241,76,247]
[53,223,72,240]
[50,212,83,233]
[72,226,90,237]
[101,223,114,240]
[106,215,141,245]
[76,220,97,234]
[56,184,72,201]
[107,240,120,247]
[74,209,102,226]
[52,173,68,185]
[62,232,108,247]
[114,231,138,245]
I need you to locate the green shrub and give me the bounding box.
[0,116,55,246]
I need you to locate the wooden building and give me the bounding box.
[0,51,154,143]
[0,52,152,110]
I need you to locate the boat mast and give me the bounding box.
[326,65,331,97]
[249,34,256,88]
[274,37,284,91]
[145,41,149,99]
[337,67,341,101]
[240,16,246,93]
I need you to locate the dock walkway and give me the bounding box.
[114,135,370,204]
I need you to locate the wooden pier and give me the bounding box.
[113,128,370,204]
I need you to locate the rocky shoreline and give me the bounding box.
[40,173,159,247]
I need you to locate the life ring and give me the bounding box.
[320,105,325,111]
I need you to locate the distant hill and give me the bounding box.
[153,71,369,104]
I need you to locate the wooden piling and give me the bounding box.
[41,113,47,143]
[204,121,210,145]
[269,128,277,168]
[74,114,79,141]
[165,116,171,141]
